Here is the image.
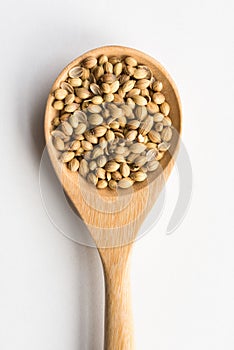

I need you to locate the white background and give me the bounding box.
[0,0,234,349]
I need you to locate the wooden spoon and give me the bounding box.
[44,46,182,350]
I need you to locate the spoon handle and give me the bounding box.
[99,246,134,350]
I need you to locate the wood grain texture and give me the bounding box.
[44,45,182,350]
[99,245,134,350]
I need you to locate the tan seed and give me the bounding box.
[119,74,130,85]
[129,143,146,153]
[109,121,119,130]
[158,142,171,152]
[60,113,70,121]
[92,96,103,105]
[68,78,82,87]
[122,80,136,93]
[79,159,89,177]
[64,103,79,113]
[130,171,147,182]
[125,56,138,66]
[111,171,122,181]
[61,121,73,136]
[97,155,107,167]
[106,173,112,181]
[65,93,75,105]
[104,93,114,102]
[118,177,134,188]
[68,114,79,128]
[88,114,103,125]
[125,130,137,141]
[68,158,79,172]
[93,65,104,80]
[68,140,80,151]
[84,131,98,144]
[95,167,106,179]
[115,154,126,163]
[104,61,113,73]
[82,56,97,69]
[75,123,87,135]
[99,138,108,149]
[60,82,74,94]
[87,104,102,114]
[53,137,64,151]
[135,106,148,121]
[97,179,108,189]
[153,92,165,104]
[98,55,108,65]
[121,104,134,117]
[82,79,90,88]
[134,155,147,167]
[76,87,92,99]
[87,173,98,185]
[90,83,102,95]
[137,134,145,143]
[119,163,130,177]
[92,147,104,159]
[54,88,68,100]
[139,116,154,135]
[132,95,147,106]
[106,129,115,142]
[156,152,164,161]
[133,68,148,80]
[81,140,93,151]
[101,83,111,94]
[153,113,164,122]
[69,66,83,78]
[146,149,157,161]
[114,62,123,76]
[60,151,75,163]
[126,88,141,98]
[147,160,159,171]
[160,102,170,116]
[127,119,141,130]
[51,130,66,139]
[76,147,84,156]
[135,79,150,89]
[155,122,163,132]
[147,102,160,114]
[52,117,60,127]
[110,81,120,94]
[89,160,97,171]
[102,73,116,83]
[163,116,172,126]
[152,81,163,92]
[53,100,64,110]
[109,56,121,64]
[161,127,173,142]
[127,153,138,163]
[109,180,117,190]
[148,130,161,143]
[105,161,120,172]
[94,126,107,137]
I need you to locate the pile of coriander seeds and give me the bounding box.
[51,55,173,190]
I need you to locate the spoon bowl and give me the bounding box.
[44,45,182,349]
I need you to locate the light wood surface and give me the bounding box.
[44,46,182,350]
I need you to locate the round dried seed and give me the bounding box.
[152,92,165,104]
[60,151,75,163]
[97,179,108,189]
[54,88,68,100]
[118,177,134,188]
[161,127,173,142]
[53,100,64,110]
[68,158,79,172]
